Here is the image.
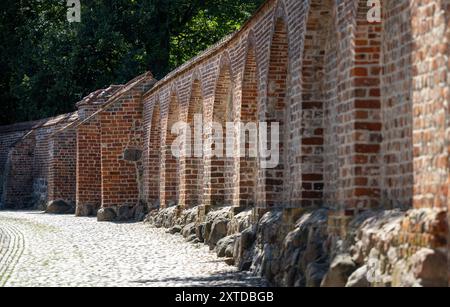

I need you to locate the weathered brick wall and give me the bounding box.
[0,127,33,205]
[76,105,102,216]
[140,0,448,235]
[47,128,77,205]
[0,0,448,222]
[141,0,388,219]
[1,132,36,208]
[410,0,449,210]
[142,0,302,214]
[143,95,161,208]
[380,0,413,209]
[0,114,78,208]
[75,86,123,216]
[99,75,155,210]
[0,0,448,286]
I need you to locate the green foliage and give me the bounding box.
[0,0,264,125]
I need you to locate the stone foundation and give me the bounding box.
[97,203,149,223]
[0,0,448,287]
[145,206,448,287]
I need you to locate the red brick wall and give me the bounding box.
[0,129,30,204]
[0,114,77,209]
[160,92,181,208]
[76,105,102,215]
[323,1,339,209]
[100,95,143,208]
[143,98,161,207]
[411,0,449,210]
[208,56,234,207]
[381,0,413,209]
[100,77,154,209]
[180,79,204,209]
[1,132,36,208]
[48,129,77,204]
[0,0,448,239]
[237,44,258,207]
[299,0,331,208]
[262,17,289,208]
[140,0,448,227]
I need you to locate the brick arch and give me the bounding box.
[189,69,205,98]
[237,38,259,207]
[274,0,289,32]
[148,100,161,207]
[299,0,334,207]
[181,78,204,208]
[217,52,234,84]
[208,57,234,207]
[262,15,289,208]
[161,90,181,208]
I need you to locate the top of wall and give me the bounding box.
[0,0,272,132]
[76,85,124,108]
[51,71,156,137]
[0,112,78,134]
[143,0,275,99]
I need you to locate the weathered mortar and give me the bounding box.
[0,0,448,286]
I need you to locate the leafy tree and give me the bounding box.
[0,0,264,125]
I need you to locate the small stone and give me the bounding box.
[187,234,198,242]
[321,254,356,287]
[97,207,117,222]
[123,148,142,162]
[208,218,229,249]
[195,223,205,242]
[215,235,237,258]
[224,258,235,266]
[117,205,131,221]
[182,222,197,238]
[169,225,182,234]
[410,248,447,287]
[346,265,370,287]
[305,262,328,287]
[46,200,74,215]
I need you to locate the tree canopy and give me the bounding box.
[0,0,264,125]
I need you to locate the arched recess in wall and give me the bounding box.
[238,36,258,207]
[322,1,340,207]
[184,76,204,208]
[163,90,181,207]
[148,100,161,206]
[353,0,382,209]
[380,0,413,209]
[300,0,334,207]
[264,13,289,208]
[210,54,234,207]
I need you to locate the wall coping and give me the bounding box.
[51,71,155,137]
[142,0,275,100]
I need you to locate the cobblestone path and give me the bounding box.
[0,211,266,287]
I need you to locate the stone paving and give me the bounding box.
[0,211,266,287]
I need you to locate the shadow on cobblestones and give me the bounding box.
[130,271,267,287]
[0,211,267,287]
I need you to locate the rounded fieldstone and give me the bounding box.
[97,207,117,222]
[46,200,74,215]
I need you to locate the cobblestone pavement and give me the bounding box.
[0,211,266,287]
